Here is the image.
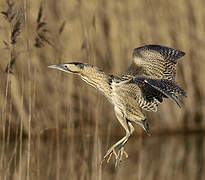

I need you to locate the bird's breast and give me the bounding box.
[111,81,144,119]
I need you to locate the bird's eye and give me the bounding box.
[64,65,68,70]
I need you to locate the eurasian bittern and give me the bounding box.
[48,45,186,167]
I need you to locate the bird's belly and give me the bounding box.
[111,81,145,120]
[112,92,144,120]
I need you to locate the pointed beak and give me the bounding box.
[48,64,68,72]
[48,64,58,69]
[142,119,151,136]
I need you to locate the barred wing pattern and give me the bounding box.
[130,45,185,80]
[131,77,187,112]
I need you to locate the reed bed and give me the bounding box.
[0,0,205,179]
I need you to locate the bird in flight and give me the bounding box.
[48,45,186,167]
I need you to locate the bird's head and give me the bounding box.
[135,119,151,136]
[48,62,86,74]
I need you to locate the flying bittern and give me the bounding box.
[48,45,187,167]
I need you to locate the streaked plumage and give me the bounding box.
[48,44,186,167]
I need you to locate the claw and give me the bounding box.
[124,151,128,158]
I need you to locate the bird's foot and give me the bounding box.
[115,147,128,167]
[101,146,118,164]
[101,145,128,166]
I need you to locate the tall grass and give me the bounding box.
[0,0,205,179]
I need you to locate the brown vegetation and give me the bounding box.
[0,0,205,179]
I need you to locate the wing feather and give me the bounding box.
[124,45,185,81]
[132,77,187,111]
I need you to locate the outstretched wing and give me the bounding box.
[130,77,187,112]
[124,45,185,81]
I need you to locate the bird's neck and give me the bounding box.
[80,66,113,100]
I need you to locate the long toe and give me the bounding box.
[101,135,128,165]
[101,146,118,164]
[107,148,117,163]
[115,147,128,167]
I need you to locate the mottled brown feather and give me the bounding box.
[124,45,185,81]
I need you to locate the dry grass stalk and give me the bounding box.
[1,1,15,22]
[34,4,52,48]
[1,0,23,73]
[0,0,205,178]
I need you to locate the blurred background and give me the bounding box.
[0,0,205,179]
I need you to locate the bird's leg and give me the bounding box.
[115,147,127,167]
[115,122,135,167]
[119,122,135,148]
[101,107,132,166]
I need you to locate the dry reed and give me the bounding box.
[0,0,205,179]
